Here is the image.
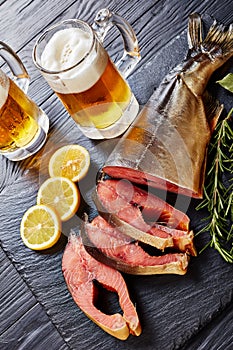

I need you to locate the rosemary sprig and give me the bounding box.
[196,108,233,263]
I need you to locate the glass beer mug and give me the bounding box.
[33,8,141,139]
[0,42,49,161]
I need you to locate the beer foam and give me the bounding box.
[41,27,108,93]
[0,70,9,108]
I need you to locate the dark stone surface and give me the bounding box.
[0,1,232,349]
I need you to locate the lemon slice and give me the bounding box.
[20,204,61,250]
[49,144,90,182]
[37,177,80,221]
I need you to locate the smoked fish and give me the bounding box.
[62,234,141,340]
[103,13,233,198]
[95,179,196,255]
[82,215,189,275]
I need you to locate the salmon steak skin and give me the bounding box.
[103,13,233,198]
[82,215,189,275]
[62,234,141,340]
[95,179,196,255]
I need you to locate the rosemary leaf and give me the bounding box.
[196,108,233,263]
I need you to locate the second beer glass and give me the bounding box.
[33,9,141,139]
[0,41,49,161]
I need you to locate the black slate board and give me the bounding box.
[1,14,233,350]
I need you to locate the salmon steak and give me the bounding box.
[103,13,233,198]
[62,234,141,340]
[82,215,189,275]
[95,179,196,255]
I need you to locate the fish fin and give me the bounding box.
[187,13,203,51]
[187,13,233,58]
[203,18,233,57]
[203,91,223,133]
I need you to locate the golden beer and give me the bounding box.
[56,57,132,129]
[34,19,139,139]
[0,77,40,151]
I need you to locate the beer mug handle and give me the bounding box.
[92,8,141,78]
[0,41,30,92]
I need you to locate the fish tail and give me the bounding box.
[187,13,203,50]
[204,20,233,56]
[188,13,233,57]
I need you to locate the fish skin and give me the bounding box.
[152,223,197,256]
[62,234,141,340]
[103,13,233,198]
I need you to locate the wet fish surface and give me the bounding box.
[103,13,233,198]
